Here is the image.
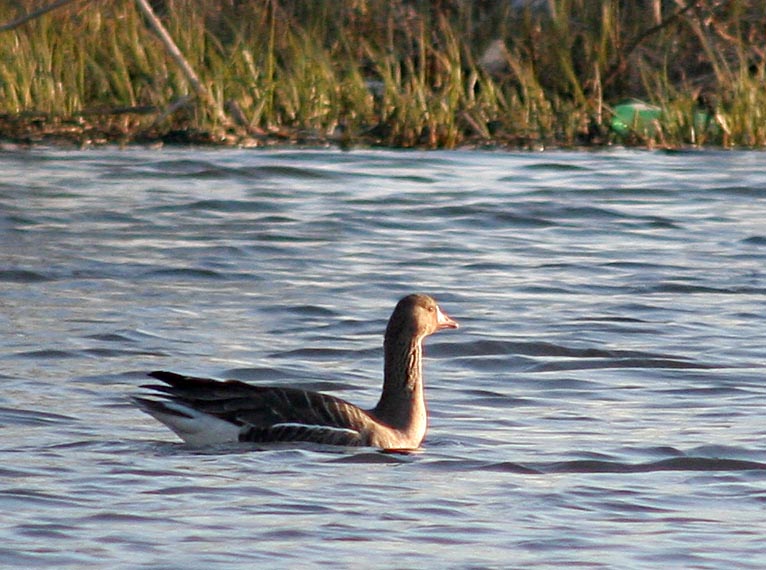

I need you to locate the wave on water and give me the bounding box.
[0,406,75,427]
[541,456,766,474]
[0,269,53,283]
[421,455,766,475]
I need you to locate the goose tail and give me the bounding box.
[132,396,241,446]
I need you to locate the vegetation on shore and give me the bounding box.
[0,0,764,149]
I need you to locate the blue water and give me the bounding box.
[1,148,765,569]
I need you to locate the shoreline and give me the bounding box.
[0,113,590,151]
[0,107,730,152]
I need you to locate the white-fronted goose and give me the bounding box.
[133,294,458,450]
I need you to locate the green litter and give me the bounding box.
[610,99,663,137]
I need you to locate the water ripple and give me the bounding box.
[2,149,766,569]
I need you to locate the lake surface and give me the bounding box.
[1,147,765,569]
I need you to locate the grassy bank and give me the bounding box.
[0,0,764,149]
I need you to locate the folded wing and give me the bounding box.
[136,371,375,446]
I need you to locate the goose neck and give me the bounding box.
[373,335,425,428]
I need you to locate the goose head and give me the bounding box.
[385,294,458,343]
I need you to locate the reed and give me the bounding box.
[0,0,763,148]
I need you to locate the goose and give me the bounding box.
[133,294,458,450]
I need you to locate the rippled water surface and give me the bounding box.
[2,148,766,569]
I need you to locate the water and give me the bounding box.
[1,147,765,569]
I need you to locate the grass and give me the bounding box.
[0,0,763,148]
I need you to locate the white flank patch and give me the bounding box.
[272,423,360,438]
[143,401,241,446]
